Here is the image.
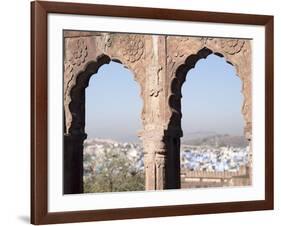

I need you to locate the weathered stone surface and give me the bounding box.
[63,31,252,193]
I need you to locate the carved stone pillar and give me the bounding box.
[164,134,181,189]
[63,132,87,194]
[140,130,167,190]
[140,128,181,190]
[140,35,181,190]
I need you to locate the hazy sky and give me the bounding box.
[85,54,244,142]
[182,54,244,136]
[85,62,142,142]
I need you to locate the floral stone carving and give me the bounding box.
[64,38,88,134]
[121,35,144,63]
[64,38,88,95]
[220,39,245,55]
[69,38,88,66]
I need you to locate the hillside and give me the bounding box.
[182,134,248,147]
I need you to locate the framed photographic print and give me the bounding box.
[31,1,274,224]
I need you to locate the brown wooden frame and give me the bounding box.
[31,1,274,224]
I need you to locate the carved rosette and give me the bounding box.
[220,39,245,55]
[120,35,144,63]
[64,38,88,96]
[64,38,88,134]
[69,38,88,65]
[200,37,245,56]
[64,39,88,91]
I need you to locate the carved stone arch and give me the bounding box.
[164,37,251,188]
[66,54,111,136]
[64,32,147,137]
[168,47,213,134]
[65,54,145,136]
[166,38,252,142]
[63,33,148,193]
[64,32,252,193]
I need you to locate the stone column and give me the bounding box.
[140,130,167,190]
[63,132,87,194]
[140,35,181,190]
[164,135,181,189]
[140,130,181,190]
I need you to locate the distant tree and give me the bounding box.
[84,148,144,193]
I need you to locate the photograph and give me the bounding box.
[1,0,279,225]
[63,31,252,194]
[30,1,274,224]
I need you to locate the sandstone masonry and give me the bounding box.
[63,31,252,194]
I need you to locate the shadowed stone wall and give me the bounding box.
[63,31,251,194]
